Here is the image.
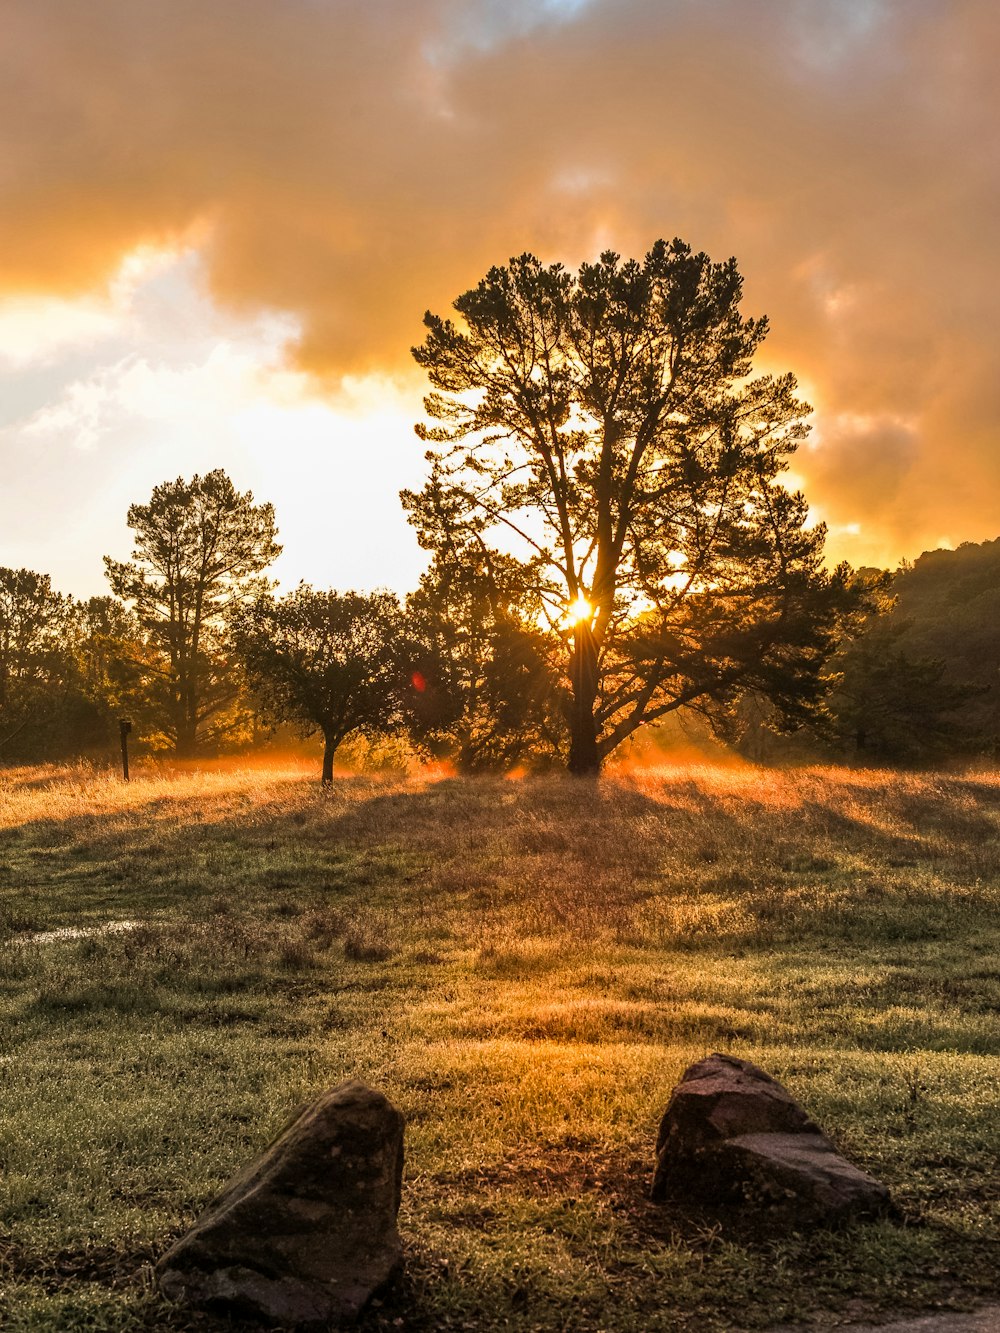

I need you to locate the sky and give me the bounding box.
[1,0,998,598]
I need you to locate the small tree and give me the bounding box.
[232,585,404,784]
[104,470,281,755]
[405,240,867,774]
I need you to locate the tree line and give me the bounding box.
[2,240,994,777]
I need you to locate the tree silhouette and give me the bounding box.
[404,544,562,771]
[232,585,404,784]
[0,571,164,760]
[886,540,1000,755]
[823,543,996,761]
[405,240,864,773]
[0,568,71,755]
[105,470,280,755]
[64,596,161,752]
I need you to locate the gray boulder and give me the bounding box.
[652,1054,891,1225]
[157,1080,404,1327]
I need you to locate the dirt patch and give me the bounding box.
[0,1235,154,1290]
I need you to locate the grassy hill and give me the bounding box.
[1,760,999,1330]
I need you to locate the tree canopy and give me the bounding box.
[404,239,865,772]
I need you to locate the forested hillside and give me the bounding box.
[827,538,1000,762]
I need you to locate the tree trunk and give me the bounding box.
[321,734,335,786]
[176,715,198,758]
[567,622,600,775]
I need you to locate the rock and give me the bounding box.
[655,1052,820,1161]
[157,1080,404,1327]
[714,1132,892,1223]
[651,1053,891,1225]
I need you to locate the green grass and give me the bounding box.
[0,760,999,1330]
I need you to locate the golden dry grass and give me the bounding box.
[1,759,999,1330]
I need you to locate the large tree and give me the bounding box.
[405,239,864,773]
[232,585,404,784]
[105,470,280,755]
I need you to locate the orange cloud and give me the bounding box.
[2,0,999,569]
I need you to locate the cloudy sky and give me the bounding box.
[1,0,997,597]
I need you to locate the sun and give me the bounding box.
[565,594,593,626]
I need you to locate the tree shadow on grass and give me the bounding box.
[3,767,1000,938]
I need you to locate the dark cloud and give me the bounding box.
[2,0,998,566]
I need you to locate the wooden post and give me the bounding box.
[119,718,132,781]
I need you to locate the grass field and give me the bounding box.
[1,759,999,1331]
